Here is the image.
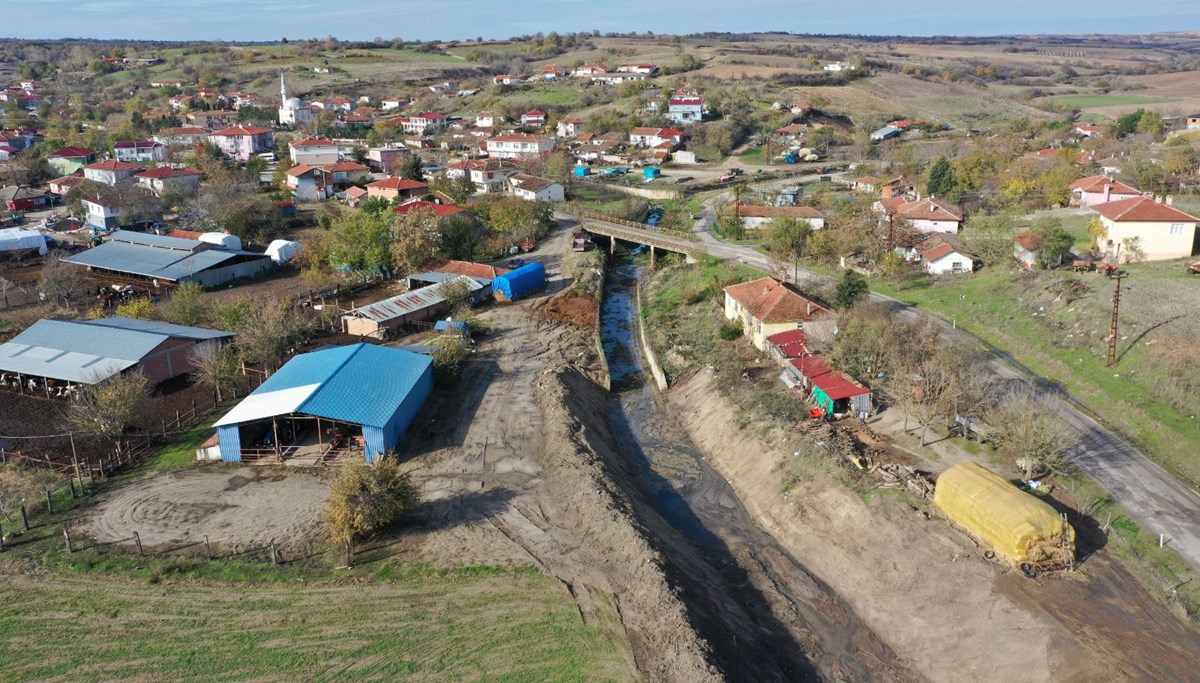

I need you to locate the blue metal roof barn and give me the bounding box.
[492,262,545,300]
[213,343,433,463]
[63,230,273,289]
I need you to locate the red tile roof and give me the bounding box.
[393,201,466,218]
[322,161,368,173]
[290,137,336,148]
[723,277,831,324]
[210,126,271,136]
[1069,175,1140,195]
[422,258,509,279]
[344,186,368,198]
[368,177,428,191]
[286,164,316,177]
[1013,231,1043,251]
[1092,195,1199,223]
[921,242,958,262]
[84,159,146,172]
[895,197,963,222]
[48,146,94,158]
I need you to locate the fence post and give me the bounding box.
[133,531,143,556]
[269,540,278,565]
[45,489,53,514]
[69,479,77,499]
[204,535,212,561]
[63,522,73,553]
[20,504,28,531]
[162,418,167,437]
[175,408,180,428]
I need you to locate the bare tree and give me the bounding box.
[389,206,441,276]
[38,252,88,307]
[190,341,240,402]
[68,371,151,458]
[235,301,312,369]
[988,389,1071,480]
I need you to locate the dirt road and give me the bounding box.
[692,199,1200,574]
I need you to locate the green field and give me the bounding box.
[1049,94,1175,109]
[0,568,632,682]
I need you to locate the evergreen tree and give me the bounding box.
[401,154,425,182]
[926,156,957,199]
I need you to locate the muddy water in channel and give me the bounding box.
[600,261,909,682]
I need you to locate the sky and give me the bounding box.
[6,0,1200,42]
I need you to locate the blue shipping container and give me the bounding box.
[493,262,546,300]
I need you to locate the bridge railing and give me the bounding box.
[559,207,696,241]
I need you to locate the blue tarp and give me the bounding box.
[492,262,545,300]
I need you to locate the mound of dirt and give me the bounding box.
[667,367,1200,682]
[81,467,329,553]
[535,367,720,682]
[539,289,599,328]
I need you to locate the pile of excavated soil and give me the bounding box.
[668,367,1200,682]
[539,289,599,328]
[535,367,720,682]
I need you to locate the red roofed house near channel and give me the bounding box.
[723,277,838,350]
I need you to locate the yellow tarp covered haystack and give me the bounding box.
[934,462,1074,566]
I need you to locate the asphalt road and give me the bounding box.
[691,194,1200,572]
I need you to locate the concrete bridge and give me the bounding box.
[556,210,701,265]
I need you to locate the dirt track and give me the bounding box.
[81,468,329,552]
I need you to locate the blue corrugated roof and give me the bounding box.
[83,316,234,341]
[110,231,200,250]
[243,343,433,428]
[8,319,165,360]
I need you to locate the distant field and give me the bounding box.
[1049,94,1175,108]
[0,568,633,682]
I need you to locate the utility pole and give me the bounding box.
[1106,270,1128,368]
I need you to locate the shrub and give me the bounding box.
[718,321,743,340]
[324,458,418,566]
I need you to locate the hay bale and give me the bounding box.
[934,462,1074,566]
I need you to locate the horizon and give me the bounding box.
[7,0,1200,43]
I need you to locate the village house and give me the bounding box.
[207,126,274,162]
[667,93,703,124]
[618,63,659,75]
[168,94,193,110]
[540,65,566,80]
[823,62,857,72]
[556,117,586,138]
[520,109,547,127]
[572,63,607,78]
[112,140,166,163]
[286,165,332,202]
[186,110,237,129]
[507,174,564,202]
[1187,115,1200,130]
[474,112,503,128]
[1,186,52,211]
[289,137,340,166]
[82,196,121,232]
[393,200,467,219]
[880,196,964,233]
[1012,231,1067,270]
[136,166,201,196]
[1069,175,1142,208]
[366,177,429,202]
[46,147,96,175]
[322,161,369,188]
[393,112,449,135]
[381,97,408,111]
[1091,195,1199,262]
[629,127,686,148]
[83,159,146,186]
[733,203,827,230]
[48,175,85,196]
[723,277,837,351]
[492,74,526,86]
[918,239,975,275]
[1075,124,1101,138]
[592,72,647,85]
[486,134,554,160]
[465,159,523,194]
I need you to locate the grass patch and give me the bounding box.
[0,567,632,681]
[736,147,767,164]
[1048,94,1174,109]
[138,418,219,473]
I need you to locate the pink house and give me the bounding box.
[1069,175,1141,208]
[520,109,547,126]
[207,126,274,162]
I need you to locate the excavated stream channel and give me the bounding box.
[600,260,908,682]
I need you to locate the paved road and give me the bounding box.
[690,193,1200,572]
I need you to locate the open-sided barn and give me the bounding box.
[63,231,273,289]
[0,317,232,392]
[213,343,432,464]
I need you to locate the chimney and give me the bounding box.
[1104,183,1111,203]
[1166,195,1175,206]
[807,302,812,316]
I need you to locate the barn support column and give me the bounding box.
[272,417,281,462]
